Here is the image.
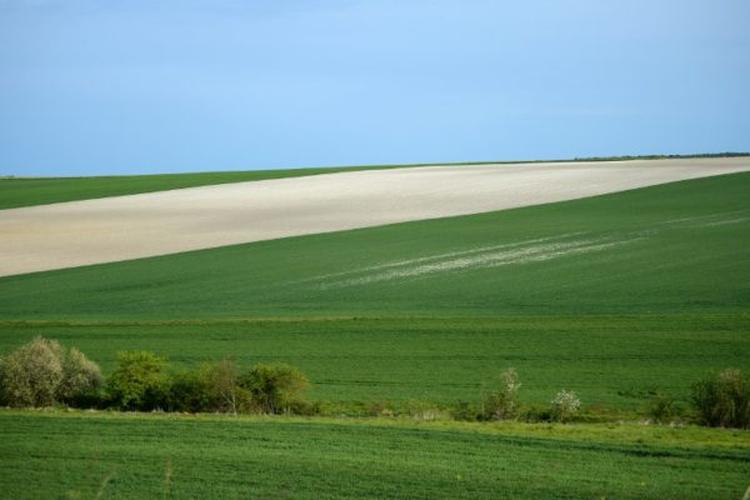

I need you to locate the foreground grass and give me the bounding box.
[1,315,747,410]
[0,410,747,499]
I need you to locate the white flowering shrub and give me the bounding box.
[551,389,581,422]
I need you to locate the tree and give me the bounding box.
[550,389,581,422]
[59,348,103,404]
[691,369,750,428]
[481,368,521,420]
[107,351,169,411]
[241,363,309,414]
[0,337,102,408]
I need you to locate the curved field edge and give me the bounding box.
[2,153,746,210]
[0,164,395,210]
[1,171,748,318]
[0,410,748,499]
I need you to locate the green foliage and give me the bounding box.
[59,347,103,405]
[481,368,521,420]
[107,351,169,411]
[168,359,252,414]
[0,337,63,407]
[691,369,750,429]
[0,337,101,407]
[450,401,480,421]
[241,363,309,414]
[646,395,682,424]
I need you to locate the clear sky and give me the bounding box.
[1,1,748,176]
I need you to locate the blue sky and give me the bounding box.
[1,1,748,176]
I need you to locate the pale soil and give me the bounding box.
[1,157,748,277]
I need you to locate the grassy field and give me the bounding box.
[1,171,749,497]
[1,172,748,318]
[1,410,748,499]
[1,173,749,408]
[1,315,747,410]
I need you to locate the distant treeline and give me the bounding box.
[569,152,750,162]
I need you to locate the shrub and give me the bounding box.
[646,394,681,424]
[451,401,479,421]
[200,359,251,414]
[107,351,169,411]
[0,337,102,408]
[481,368,521,420]
[168,369,210,413]
[691,369,750,429]
[550,389,581,422]
[521,405,554,423]
[240,363,309,414]
[168,359,251,414]
[59,348,103,405]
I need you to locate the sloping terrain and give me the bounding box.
[0,164,396,210]
[1,171,748,318]
[1,157,747,277]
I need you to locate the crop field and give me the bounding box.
[1,170,748,318]
[5,158,747,277]
[1,164,749,498]
[1,411,749,499]
[0,315,748,410]
[0,164,399,210]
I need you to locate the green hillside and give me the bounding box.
[2,172,748,318]
[1,173,748,410]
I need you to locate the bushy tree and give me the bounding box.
[481,368,521,420]
[168,369,210,413]
[0,337,102,408]
[550,389,581,422]
[691,369,750,429]
[169,359,252,414]
[59,348,103,404]
[202,359,251,414]
[241,363,309,414]
[107,351,169,411]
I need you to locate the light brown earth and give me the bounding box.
[1,157,748,277]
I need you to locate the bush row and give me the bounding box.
[1,338,748,428]
[0,337,309,415]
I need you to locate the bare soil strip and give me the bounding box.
[1,158,748,277]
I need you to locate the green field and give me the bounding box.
[1,170,749,497]
[2,172,749,318]
[1,315,747,411]
[1,411,748,499]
